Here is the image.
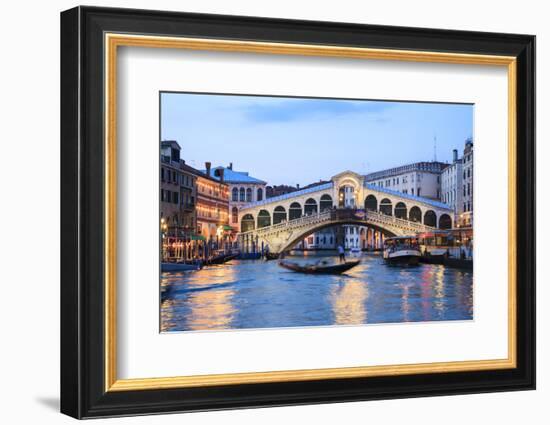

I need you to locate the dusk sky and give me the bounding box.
[161,92,473,187]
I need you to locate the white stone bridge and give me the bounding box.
[237,171,453,253]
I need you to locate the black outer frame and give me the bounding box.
[60,6,535,419]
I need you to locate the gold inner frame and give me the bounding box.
[104,33,517,392]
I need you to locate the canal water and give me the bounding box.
[161,252,473,332]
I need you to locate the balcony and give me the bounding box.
[182,202,195,211]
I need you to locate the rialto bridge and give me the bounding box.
[236,171,454,254]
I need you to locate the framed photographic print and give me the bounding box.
[60,6,535,419]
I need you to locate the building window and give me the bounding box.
[232,187,238,202]
[232,207,238,223]
[417,188,421,196]
[257,187,263,201]
[246,188,252,202]
[239,187,245,202]
[161,168,165,182]
[173,192,179,204]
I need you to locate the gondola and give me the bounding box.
[278,259,360,274]
[264,252,279,261]
[160,262,202,272]
[223,253,238,263]
[207,253,227,265]
[208,253,238,265]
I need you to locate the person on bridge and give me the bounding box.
[337,245,346,263]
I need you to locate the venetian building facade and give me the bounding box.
[160,140,197,237]
[440,138,474,228]
[196,162,230,243]
[365,161,447,200]
[300,226,364,251]
[460,138,474,227]
[441,148,464,223]
[203,164,267,233]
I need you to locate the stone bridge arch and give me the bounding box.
[279,219,397,253]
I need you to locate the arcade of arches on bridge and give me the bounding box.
[239,193,453,234]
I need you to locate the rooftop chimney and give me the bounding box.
[205,162,211,176]
[453,149,458,162]
[219,168,225,182]
[228,162,233,170]
[296,184,300,189]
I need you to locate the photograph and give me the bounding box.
[159,92,475,332]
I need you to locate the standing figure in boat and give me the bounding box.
[337,244,346,263]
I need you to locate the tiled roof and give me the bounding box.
[240,182,334,210]
[364,183,452,211]
[201,167,267,184]
[181,163,221,183]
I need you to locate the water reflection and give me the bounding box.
[433,265,446,317]
[185,289,235,330]
[161,264,237,331]
[331,277,368,325]
[161,253,473,332]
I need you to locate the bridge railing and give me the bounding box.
[366,210,435,232]
[240,209,333,237]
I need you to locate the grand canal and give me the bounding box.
[161,253,473,332]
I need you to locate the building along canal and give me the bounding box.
[161,252,473,332]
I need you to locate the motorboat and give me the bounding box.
[383,236,421,266]
[349,247,361,257]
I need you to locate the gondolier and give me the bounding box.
[337,245,345,263]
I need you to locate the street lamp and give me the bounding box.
[160,217,168,236]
